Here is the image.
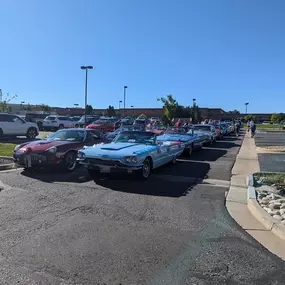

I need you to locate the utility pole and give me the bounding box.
[80,66,93,126]
[245,102,249,114]
[124,86,128,110]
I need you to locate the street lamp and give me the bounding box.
[193,98,196,106]
[119,100,122,109]
[245,102,249,114]
[74,103,79,108]
[131,105,134,116]
[21,101,25,111]
[124,86,128,109]
[81,65,93,126]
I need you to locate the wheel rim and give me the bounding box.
[142,160,150,178]
[28,129,36,138]
[66,153,76,170]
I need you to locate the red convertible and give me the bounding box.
[13,128,106,171]
[86,119,115,132]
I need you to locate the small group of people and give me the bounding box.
[247,120,256,137]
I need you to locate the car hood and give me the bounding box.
[194,130,211,134]
[157,134,197,142]
[81,142,157,159]
[18,140,82,152]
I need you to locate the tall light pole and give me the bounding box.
[192,98,196,123]
[124,86,128,110]
[74,103,79,108]
[119,100,122,110]
[131,105,134,116]
[81,65,93,126]
[245,102,249,114]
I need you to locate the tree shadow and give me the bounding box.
[0,137,40,144]
[183,148,227,162]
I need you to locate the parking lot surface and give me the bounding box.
[255,131,285,172]
[255,130,285,147]
[0,135,285,284]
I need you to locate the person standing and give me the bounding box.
[250,120,256,138]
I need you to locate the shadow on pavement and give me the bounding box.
[93,161,210,197]
[206,141,240,149]
[20,166,92,183]
[186,148,227,162]
[0,137,40,144]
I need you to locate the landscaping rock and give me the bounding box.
[281,204,285,209]
[280,209,285,216]
[273,215,283,221]
[281,220,285,225]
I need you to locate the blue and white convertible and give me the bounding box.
[157,127,206,156]
[77,131,184,179]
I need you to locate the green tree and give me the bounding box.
[85,104,93,115]
[40,104,51,112]
[270,113,285,124]
[228,109,240,114]
[106,105,116,117]
[157,94,179,123]
[26,104,32,111]
[244,115,256,122]
[0,92,18,112]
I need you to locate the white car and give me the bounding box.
[43,116,76,131]
[150,117,160,122]
[0,113,39,139]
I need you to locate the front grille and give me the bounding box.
[30,154,47,161]
[86,158,121,167]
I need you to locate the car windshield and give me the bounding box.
[135,120,145,124]
[194,125,211,131]
[45,116,56,121]
[92,120,108,125]
[46,130,85,141]
[165,127,186,134]
[121,126,143,131]
[114,131,156,145]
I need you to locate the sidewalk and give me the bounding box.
[226,132,285,260]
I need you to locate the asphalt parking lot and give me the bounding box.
[0,133,285,284]
[255,131,285,172]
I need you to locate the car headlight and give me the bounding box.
[125,156,138,163]
[14,145,21,152]
[46,146,57,153]
[77,151,86,160]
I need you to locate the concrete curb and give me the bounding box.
[0,156,17,171]
[247,175,285,240]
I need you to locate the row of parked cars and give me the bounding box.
[13,120,236,180]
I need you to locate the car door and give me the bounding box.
[9,115,26,135]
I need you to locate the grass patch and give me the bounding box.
[256,124,284,130]
[0,143,17,157]
[254,172,285,188]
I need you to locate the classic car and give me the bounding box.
[77,131,184,180]
[146,125,167,135]
[105,125,144,142]
[13,128,106,171]
[193,124,218,144]
[86,119,115,132]
[157,127,206,156]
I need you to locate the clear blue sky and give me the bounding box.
[1,0,285,113]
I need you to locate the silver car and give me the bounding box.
[193,124,218,145]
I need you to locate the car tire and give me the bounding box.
[188,144,193,156]
[137,157,151,180]
[37,121,43,131]
[26,127,37,139]
[64,152,77,172]
[75,124,79,128]
[59,124,64,129]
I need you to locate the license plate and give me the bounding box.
[100,166,111,173]
[25,155,32,168]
